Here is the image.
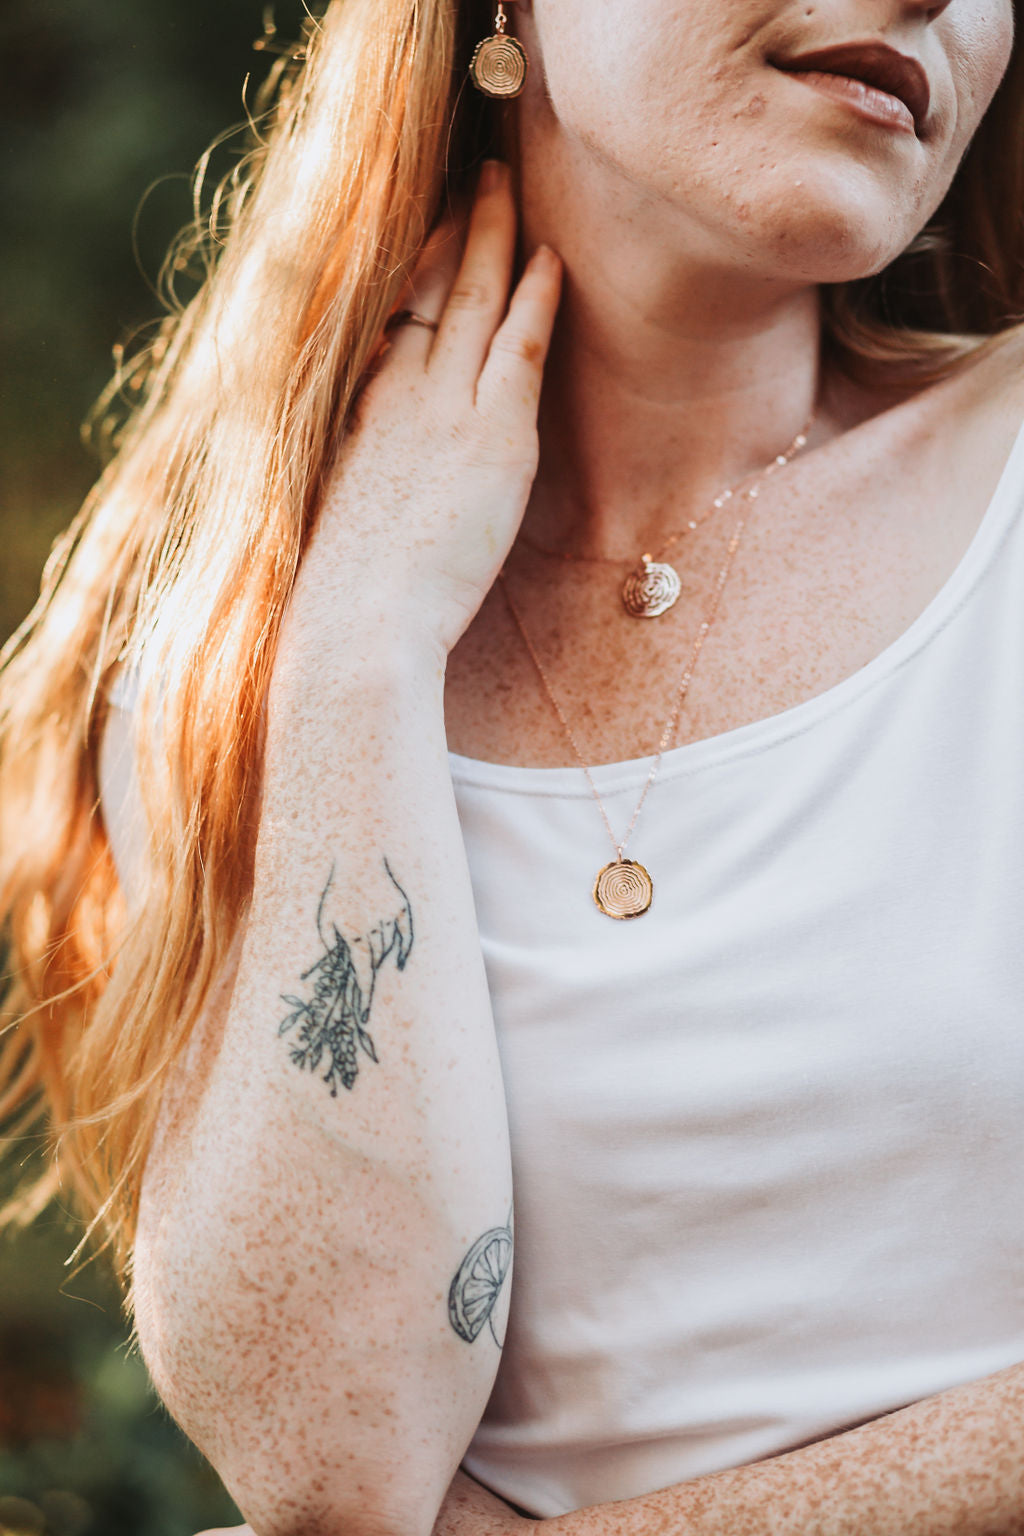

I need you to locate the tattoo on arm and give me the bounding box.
[278,859,414,1096]
[448,1212,514,1348]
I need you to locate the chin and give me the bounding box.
[727,169,933,285]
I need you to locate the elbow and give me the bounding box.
[131,1241,459,1536]
[223,1479,444,1536]
[138,1312,450,1536]
[130,1125,495,1536]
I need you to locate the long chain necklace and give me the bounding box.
[519,418,813,619]
[498,413,816,918]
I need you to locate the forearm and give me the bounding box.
[131,165,562,1535]
[198,1361,1024,1536]
[538,1362,1024,1536]
[134,621,511,1536]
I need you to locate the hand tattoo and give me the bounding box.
[448,1214,513,1348]
[278,859,413,1096]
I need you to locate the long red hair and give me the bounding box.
[2,0,1024,1273]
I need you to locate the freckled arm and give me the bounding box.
[126,630,513,1536]
[432,1361,1024,1535]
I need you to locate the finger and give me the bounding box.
[475,245,563,423]
[383,218,463,367]
[428,160,517,386]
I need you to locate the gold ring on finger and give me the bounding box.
[385,308,440,333]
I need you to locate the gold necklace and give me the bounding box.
[499,507,749,919]
[518,416,814,619]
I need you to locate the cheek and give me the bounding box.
[531,0,762,162]
[942,3,1015,148]
[526,0,1015,287]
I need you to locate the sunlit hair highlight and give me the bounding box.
[1,0,1023,1274]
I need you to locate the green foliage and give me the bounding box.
[0,0,308,643]
[0,2,308,1526]
[0,1193,242,1532]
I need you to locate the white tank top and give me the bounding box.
[456,421,1024,1516]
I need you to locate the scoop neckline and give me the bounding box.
[448,413,1024,798]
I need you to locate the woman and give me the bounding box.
[3,0,1024,1530]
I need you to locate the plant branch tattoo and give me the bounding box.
[278,860,413,1096]
[448,1210,514,1349]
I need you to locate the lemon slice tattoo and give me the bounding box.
[448,1222,513,1347]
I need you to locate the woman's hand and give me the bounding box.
[294,159,563,661]
[155,165,552,1536]
[432,1471,534,1535]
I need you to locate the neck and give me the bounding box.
[513,127,840,560]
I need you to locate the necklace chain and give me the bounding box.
[498,410,816,912]
[518,419,812,568]
[499,512,747,863]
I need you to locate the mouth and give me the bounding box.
[769,41,931,138]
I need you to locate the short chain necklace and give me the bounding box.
[519,417,813,619]
[498,412,816,918]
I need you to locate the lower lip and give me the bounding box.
[778,67,917,135]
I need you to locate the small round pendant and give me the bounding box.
[593,859,654,919]
[622,559,682,618]
[468,33,529,98]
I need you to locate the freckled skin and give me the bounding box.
[435,0,1024,1533]
[517,0,1012,283]
[447,335,1024,768]
[532,1362,1024,1536]
[446,0,1021,775]
[129,165,562,1536]
[145,3,1024,1536]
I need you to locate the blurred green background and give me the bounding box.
[1,3,309,1530]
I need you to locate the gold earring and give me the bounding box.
[469,2,529,99]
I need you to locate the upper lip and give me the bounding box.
[771,41,931,134]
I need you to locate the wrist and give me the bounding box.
[284,547,459,673]
[269,604,447,719]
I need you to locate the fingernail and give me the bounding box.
[531,244,560,271]
[479,159,506,193]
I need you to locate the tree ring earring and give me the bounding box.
[469,2,529,99]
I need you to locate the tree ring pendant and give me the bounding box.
[593,859,654,918]
[622,559,682,618]
[469,34,529,98]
